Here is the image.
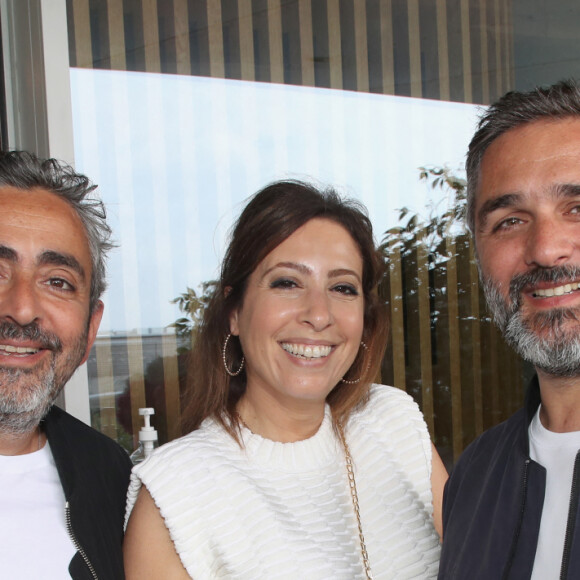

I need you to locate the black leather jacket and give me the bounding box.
[43,405,132,580]
[439,376,580,579]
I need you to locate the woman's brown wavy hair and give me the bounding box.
[181,180,389,442]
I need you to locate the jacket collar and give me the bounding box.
[41,405,74,500]
[521,375,541,457]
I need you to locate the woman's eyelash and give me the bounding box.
[270,278,297,289]
[333,284,359,296]
[269,278,359,296]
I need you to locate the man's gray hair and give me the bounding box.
[466,79,580,234]
[0,150,113,312]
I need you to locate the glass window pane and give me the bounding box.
[64,0,577,464]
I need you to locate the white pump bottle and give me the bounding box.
[130,407,158,464]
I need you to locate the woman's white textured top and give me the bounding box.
[126,384,441,579]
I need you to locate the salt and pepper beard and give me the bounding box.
[482,266,580,377]
[0,321,89,435]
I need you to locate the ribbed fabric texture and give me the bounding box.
[126,384,441,579]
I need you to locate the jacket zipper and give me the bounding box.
[65,501,99,580]
[560,451,580,579]
[503,458,530,580]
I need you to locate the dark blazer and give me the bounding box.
[439,377,580,579]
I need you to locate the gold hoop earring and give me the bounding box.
[341,342,369,384]
[222,333,245,377]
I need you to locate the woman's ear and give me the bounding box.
[224,286,239,335]
[229,309,240,336]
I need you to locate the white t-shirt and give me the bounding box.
[529,406,580,580]
[0,441,77,579]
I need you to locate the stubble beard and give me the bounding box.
[482,266,580,378]
[0,321,88,436]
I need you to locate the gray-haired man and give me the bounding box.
[440,81,580,579]
[0,151,131,579]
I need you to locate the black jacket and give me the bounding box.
[438,377,580,579]
[43,405,132,580]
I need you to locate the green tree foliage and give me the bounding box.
[170,281,217,353]
[380,165,467,263]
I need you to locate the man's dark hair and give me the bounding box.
[466,79,580,233]
[0,150,113,312]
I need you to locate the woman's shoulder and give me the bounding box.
[355,383,422,423]
[135,418,237,477]
[348,383,431,464]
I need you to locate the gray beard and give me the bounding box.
[483,266,580,377]
[0,320,88,436]
[0,365,57,434]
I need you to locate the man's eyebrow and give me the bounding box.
[477,184,580,229]
[477,193,521,229]
[38,250,86,280]
[0,245,17,261]
[554,183,580,198]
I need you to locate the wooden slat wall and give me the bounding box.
[407,0,422,98]
[446,239,462,461]
[239,0,256,81]
[298,0,315,86]
[173,0,191,75]
[327,0,343,89]
[436,0,450,101]
[208,0,225,77]
[388,241,406,390]
[416,232,434,437]
[68,0,514,101]
[72,0,92,67]
[126,333,147,448]
[142,0,161,72]
[479,0,490,103]
[107,0,127,70]
[161,333,182,441]
[268,0,284,83]
[505,0,515,90]
[460,0,473,103]
[95,339,118,440]
[379,0,394,94]
[353,0,369,92]
[493,0,502,96]
[67,0,520,457]
[469,244,483,438]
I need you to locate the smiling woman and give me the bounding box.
[123,181,447,580]
[229,218,365,442]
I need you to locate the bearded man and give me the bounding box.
[0,151,131,579]
[438,80,580,580]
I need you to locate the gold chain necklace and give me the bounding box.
[337,422,373,580]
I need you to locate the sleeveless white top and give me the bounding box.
[126,384,441,579]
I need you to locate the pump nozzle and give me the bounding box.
[130,407,159,464]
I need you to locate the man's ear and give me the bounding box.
[81,300,104,364]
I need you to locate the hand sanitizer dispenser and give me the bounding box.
[130,408,158,465]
